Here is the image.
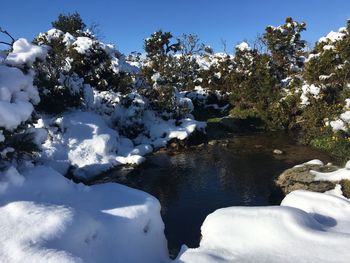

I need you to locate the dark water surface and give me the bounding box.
[93,132,334,257]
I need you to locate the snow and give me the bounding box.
[73,37,94,54]
[324,184,345,198]
[330,119,346,132]
[39,111,122,178]
[236,42,250,51]
[319,30,346,43]
[329,111,350,132]
[312,161,350,181]
[0,166,169,263]
[0,65,39,130]
[174,190,350,263]
[0,39,46,131]
[300,84,321,105]
[323,44,335,51]
[345,98,350,109]
[5,38,47,67]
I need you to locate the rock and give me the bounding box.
[275,163,338,195]
[208,140,218,146]
[273,149,283,155]
[186,129,208,146]
[340,179,350,198]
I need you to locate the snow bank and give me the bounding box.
[0,165,169,263]
[174,190,350,263]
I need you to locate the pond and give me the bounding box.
[92,131,334,257]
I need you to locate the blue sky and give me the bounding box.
[1,0,350,54]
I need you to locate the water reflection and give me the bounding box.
[92,132,334,257]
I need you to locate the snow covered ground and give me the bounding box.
[0,165,169,263]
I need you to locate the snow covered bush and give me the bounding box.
[0,38,47,165]
[33,14,133,114]
[197,52,235,92]
[300,20,350,159]
[143,31,205,90]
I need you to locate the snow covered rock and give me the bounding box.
[0,165,169,263]
[174,190,350,263]
[275,160,339,195]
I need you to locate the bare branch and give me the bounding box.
[0,27,15,46]
[0,41,12,46]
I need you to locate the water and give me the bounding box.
[92,132,334,257]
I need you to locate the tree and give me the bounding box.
[263,17,307,81]
[51,12,86,37]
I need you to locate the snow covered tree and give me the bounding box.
[143,30,181,86]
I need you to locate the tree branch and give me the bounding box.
[0,27,15,46]
[0,41,12,46]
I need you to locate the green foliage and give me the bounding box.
[0,125,40,165]
[310,133,350,162]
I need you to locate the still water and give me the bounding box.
[93,132,333,256]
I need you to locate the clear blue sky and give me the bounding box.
[1,0,350,54]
